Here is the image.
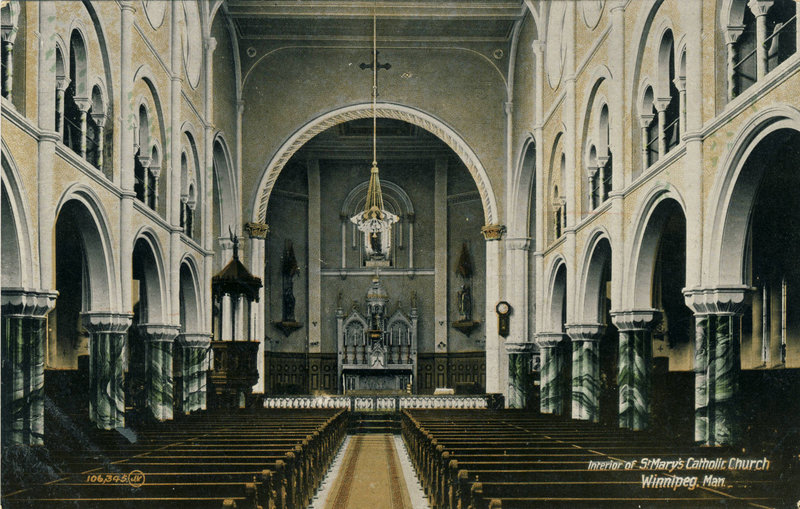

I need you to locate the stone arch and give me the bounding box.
[68,26,89,99]
[546,257,568,332]
[179,256,202,332]
[627,186,687,308]
[509,136,536,236]
[250,102,499,226]
[706,106,800,287]
[213,133,239,236]
[1,145,34,288]
[54,185,118,312]
[131,228,167,324]
[577,230,613,324]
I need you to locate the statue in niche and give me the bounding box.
[457,284,472,321]
[281,240,299,322]
[455,242,473,321]
[453,242,480,335]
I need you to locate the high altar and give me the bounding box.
[336,277,418,394]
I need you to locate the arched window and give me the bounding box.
[88,85,106,171]
[64,30,88,156]
[587,145,600,210]
[148,144,161,210]
[641,86,658,168]
[657,30,680,154]
[726,0,797,99]
[598,104,612,201]
[54,46,68,133]
[553,184,564,239]
[765,0,797,72]
[134,105,150,203]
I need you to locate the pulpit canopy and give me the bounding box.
[212,244,262,302]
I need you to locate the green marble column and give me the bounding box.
[179,333,211,413]
[506,344,534,409]
[82,312,132,430]
[612,310,657,431]
[567,325,604,422]
[685,288,747,446]
[140,324,180,421]
[1,290,57,446]
[535,333,567,415]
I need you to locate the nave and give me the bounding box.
[2,407,797,509]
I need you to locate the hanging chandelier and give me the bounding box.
[350,8,398,260]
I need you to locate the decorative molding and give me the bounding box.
[534,332,566,348]
[138,323,181,342]
[0,288,58,318]
[245,221,270,239]
[505,341,535,353]
[481,224,506,241]
[683,286,752,316]
[178,332,212,348]
[610,309,659,331]
[565,323,605,342]
[81,312,133,333]
[254,103,498,226]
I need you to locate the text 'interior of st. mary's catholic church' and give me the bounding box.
[2,1,800,508]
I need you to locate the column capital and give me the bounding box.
[504,101,513,116]
[672,76,686,92]
[149,165,161,179]
[179,332,211,348]
[534,332,566,348]
[81,312,133,333]
[245,221,270,239]
[747,0,774,17]
[138,323,181,343]
[566,323,605,342]
[119,1,137,14]
[654,97,671,112]
[505,237,531,251]
[204,36,217,54]
[74,97,92,113]
[505,341,535,354]
[56,77,71,92]
[683,286,752,316]
[531,40,546,56]
[639,113,655,128]
[724,24,747,45]
[481,224,506,241]
[137,154,151,169]
[610,309,660,331]
[1,288,58,317]
[91,112,107,127]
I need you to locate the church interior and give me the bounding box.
[2,0,800,507]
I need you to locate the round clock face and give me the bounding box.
[497,302,510,314]
[546,2,568,89]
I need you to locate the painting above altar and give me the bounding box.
[336,277,418,394]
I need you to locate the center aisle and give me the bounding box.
[320,434,418,509]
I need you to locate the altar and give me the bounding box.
[336,277,418,394]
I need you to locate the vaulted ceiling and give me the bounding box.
[226,0,525,45]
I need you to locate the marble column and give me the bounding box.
[685,288,749,446]
[534,332,568,415]
[611,310,658,431]
[724,27,744,100]
[179,334,211,413]
[92,113,106,170]
[566,324,604,422]
[1,289,57,446]
[82,312,133,430]
[640,116,654,169]
[139,324,180,421]
[506,342,534,409]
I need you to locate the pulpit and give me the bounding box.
[336,277,418,394]
[209,234,262,409]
